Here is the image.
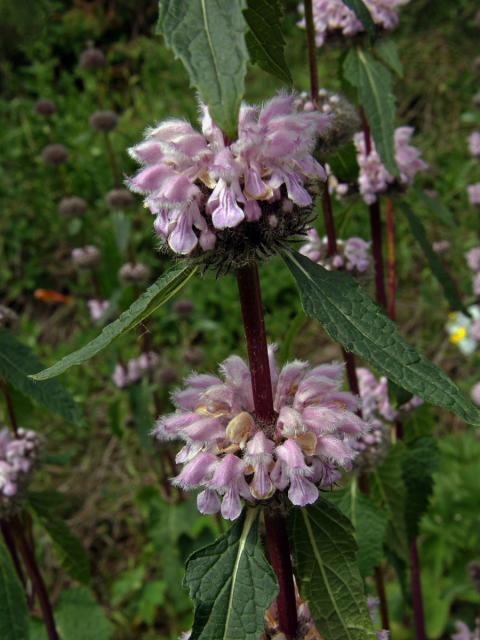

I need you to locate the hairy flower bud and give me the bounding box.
[41,143,68,165]
[34,98,57,116]
[79,46,106,70]
[118,262,151,283]
[58,196,87,216]
[106,188,135,209]
[90,110,118,133]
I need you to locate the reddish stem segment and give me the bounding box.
[369,199,388,310]
[264,511,298,639]
[385,198,396,321]
[1,522,26,589]
[236,263,275,425]
[236,263,297,638]
[374,565,391,631]
[304,0,319,103]
[11,518,59,640]
[410,540,426,640]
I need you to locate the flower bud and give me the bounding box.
[41,143,68,165]
[71,245,101,268]
[34,98,57,116]
[89,110,118,132]
[58,196,87,217]
[106,188,134,209]
[79,46,106,70]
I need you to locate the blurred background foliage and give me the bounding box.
[1,0,480,638]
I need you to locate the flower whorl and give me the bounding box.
[154,348,370,520]
[0,427,40,516]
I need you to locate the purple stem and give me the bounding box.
[236,262,297,638]
[410,540,426,640]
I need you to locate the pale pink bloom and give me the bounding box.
[111,352,160,389]
[357,367,422,423]
[298,0,411,49]
[300,228,371,274]
[71,245,100,268]
[432,240,450,254]
[154,349,369,519]
[468,131,480,157]
[466,247,480,273]
[354,127,427,204]
[127,94,329,255]
[468,183,480,206]
[471,383,480,407]
[0,428,40,510]
[87,299,109,322]
[474,273,480,296]
[451,621,480,640]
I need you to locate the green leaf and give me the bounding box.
[184,508,278,640]
[289,499,375,640]
[402,204,468,314]
[157,0,248,138]
[375,38,403,77]
[401,436,439,541]
[283,249,480,425]
[370,443,408,561]
[343,47,397,174]
[413,187,456,228]
[326,483,388,578]
[341,0,375,36]
[0,538,30,640]
[55,587,113,640]
[0,329,83,426]
[28,491,91,585]
[244,0,292,84]
[31,263,197,381]
[128,381,153,451]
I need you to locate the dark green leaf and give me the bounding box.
[55,587,113,640]
[244,0,292,84]
[401,436,439,541]
[0,329,83,426]
[28,492,91,584]
[413,187,456,228]
[341,0,375,36]
[185,508,278,640]
[157,0,248,138]
[31,263,197,381]
[343,47,397,174]
[403,204,468,314]
[283,250,480,425]
[375,38,403,76]
[326,483,388,577]
[289,499,375,640]
[370,443,408,561]
[0,538,30,640]
[128,381,154,451]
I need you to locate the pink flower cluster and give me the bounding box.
[466,247,480,296]
[87,299,109,322]
[154,348,370,520]
[354,127,428,204]
[0,428,40,509]
[71,245,101,269]
[300,228,371,274]
[451,620,480,640]
[127,94,329,255]
[112,352,160,389]
[357,367,422,423]
[298,0,411,48]
[469,132,480,158]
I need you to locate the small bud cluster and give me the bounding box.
[0,427,40,516]
[466,247,480,296]
[127,93,329,262]
[112,352,160,389]
[298,0,411,49]
[300,228,371,277]
[58,196,87,216]
[154,347,370,520]
[72,245,101,269]
[79,46,106,70]
[90,110,118,133]
[263,584,320,639]
[87,299,109,322]
[35,98,57,117]
[446,305,480,356]
[106,188,134,210]
[118,262,151,284]
[296,89,360,154]
[41,143,69,165]
[354,127,428,204]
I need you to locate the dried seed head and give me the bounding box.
[89,110,118,132]
[118,262,151,283]
[41,143,68,165]
[79,46,106,70]
[173,299,195,317]
[34,98,57,116]
[58,196,87,216]
[106,188,135,209]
